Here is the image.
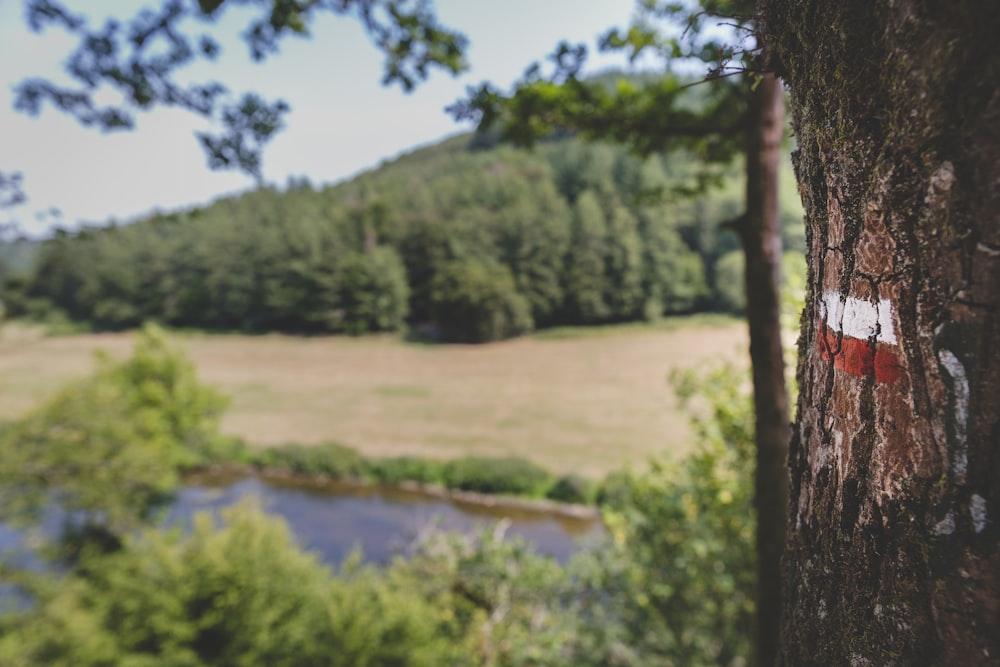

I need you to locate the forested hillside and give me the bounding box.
[3,133,803,341]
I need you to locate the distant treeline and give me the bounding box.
[3,134,804,341]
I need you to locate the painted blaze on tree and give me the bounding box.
[765,0,999,663]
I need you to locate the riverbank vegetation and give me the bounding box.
[0,325,757,665]
[244,443,596,505]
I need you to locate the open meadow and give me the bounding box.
[0,317,747,477]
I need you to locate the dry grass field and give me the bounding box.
[0,318,747,477]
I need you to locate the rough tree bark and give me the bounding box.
[764,0,1000,664]
[738,70,790,667]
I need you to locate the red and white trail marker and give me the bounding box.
[819,292,903,383]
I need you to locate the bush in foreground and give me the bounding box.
[0,503,462,667]
[0,323,227,543]
[586,364,757,665]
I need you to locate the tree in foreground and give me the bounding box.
[764,0,1000,662]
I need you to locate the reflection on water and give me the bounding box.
[169,474,603,565]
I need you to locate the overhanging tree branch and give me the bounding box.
[0,172,27,210]
[14,0,468,179]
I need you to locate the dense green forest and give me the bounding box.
[2,133,803,341]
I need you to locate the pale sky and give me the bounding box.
[0,1,641,235]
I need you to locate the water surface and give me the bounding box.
[170,473,603,565]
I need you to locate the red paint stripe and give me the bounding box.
[820,326,902,383]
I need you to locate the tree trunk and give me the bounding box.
[738,70,790,667]
[764,0,1000,663]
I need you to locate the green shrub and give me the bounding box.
[254,442,365,479]
[21,297,91,334]
[442,456,552,496]
[0,323,227,540]
[587,363,756,666]
[594,469,632,507]
[0,503,463,667]
[203,435,252,465]
[391,526,573,667]
[366,456,446,485]
[544,473,595,504]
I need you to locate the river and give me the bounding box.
[2,474,604,569]
[175,473,603,564]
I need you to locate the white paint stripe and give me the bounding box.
[821,292,897,344]
[970,495,987,534]
[933,512,956,535]
[938,349,969,484]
